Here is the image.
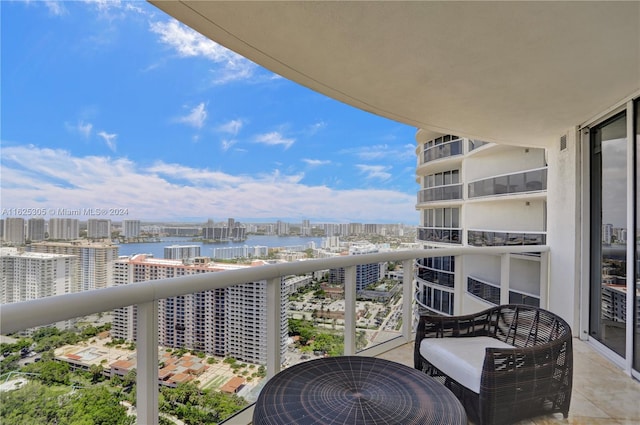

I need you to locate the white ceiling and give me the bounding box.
[150,1,639,148]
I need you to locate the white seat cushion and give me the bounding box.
[419,336,514,393]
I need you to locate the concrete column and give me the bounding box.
[137,301,158,425]
[539,251,549,309]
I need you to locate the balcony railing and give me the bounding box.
[468,167,547,198]
[422,138,463,163]
[468,276,541,307]
[417,226,462,244]
[0,246,549,425]
[468,229,547,246]
[417,183,463,203]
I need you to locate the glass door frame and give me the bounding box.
[579,96,638,379]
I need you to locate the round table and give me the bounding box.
[252,356,467,425]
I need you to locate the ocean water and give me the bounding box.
[116,235,323,258]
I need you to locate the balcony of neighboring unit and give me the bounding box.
[420,136,463,165]
[467,276,540,308]
[467,229,547,247]
[467,167,547,199]
[416,183,463,205]
[416,226,462,244]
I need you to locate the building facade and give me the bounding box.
[122,220,141,238]
[29,241,118,291]
[87,219,111,239]
[3,217,25,245]
[48,218,80,240]
[164,245,201,260]
[27,218,46,242]
[414,135,547,316]
[112,255,288,365]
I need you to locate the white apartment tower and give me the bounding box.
[27,218,46,242]
[164,245,201,260]
[415,134,547,315]
[122,220,141,238]
[112,255,288,365]
[29,241,118,291]
[48,218,80,240]
[3,218,25,245]
[87,219,111,239]
[1,247,78,330]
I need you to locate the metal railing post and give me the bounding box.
[402,259,413,341]
[500,253,510,305]
[137,301,158,425]
[266,277,281,379]
[344,266,356,355]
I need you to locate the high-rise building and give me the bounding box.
[27,218,46,242]
[3,218,25,245]
[29,241,118,291]
[112,255,287,365]
[164,245,201,260]
[415,134,547,315]
[122,220,141,238]
[1,247,78,330]
[329,243,381,291]
[87,219,111,239]
[48,218,80,240]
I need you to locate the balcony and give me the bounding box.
[417,183,463,204]
[417,226,462,244]
[2,246,639,424]
[468,229,546,247]
[468,167,547,199]
[422,138,463,164]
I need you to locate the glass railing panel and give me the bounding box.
[468,168,547,198]
[415,267,455,288]
[468,139,489,151]
[509,290,540,307]
[416,227,462,244]
[417,184,463,203]
[467,230,546,247]
[467,276,500,305]
[422,139,463,163]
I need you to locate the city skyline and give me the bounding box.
[1,1,418,224]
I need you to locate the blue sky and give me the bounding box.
[1,1,418,224]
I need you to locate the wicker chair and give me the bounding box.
[414,305,572,425]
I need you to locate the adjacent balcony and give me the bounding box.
[468,167,547,199]
[417,226,462,244]
[2,246,639,424]
[417,183,463,204]
[467,229,547,247]
[422,137,463,164]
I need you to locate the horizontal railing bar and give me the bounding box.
[0,246,548,334]
[466,166,547,184]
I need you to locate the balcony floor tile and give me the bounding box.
[377,339,640,425]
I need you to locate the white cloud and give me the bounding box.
[0,146,416,223]
[221,139,237,152]
[255,132,295,150]
[150,19,257,84]
[78,121,93,138]
[218,119,243,136]
[66,121,93,138]
[355,164,392,181]
[307,121,327,136]
[302,159,331,166]
[341,144,415,162]
[176,103,207,129]
[44,1,67,16]
[97,131,117,151]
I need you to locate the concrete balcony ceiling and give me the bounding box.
[150,1,639,148]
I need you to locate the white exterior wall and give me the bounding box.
[546,129,581,331]
[464,199,546,232]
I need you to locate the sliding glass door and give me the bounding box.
[589,111,628,358]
